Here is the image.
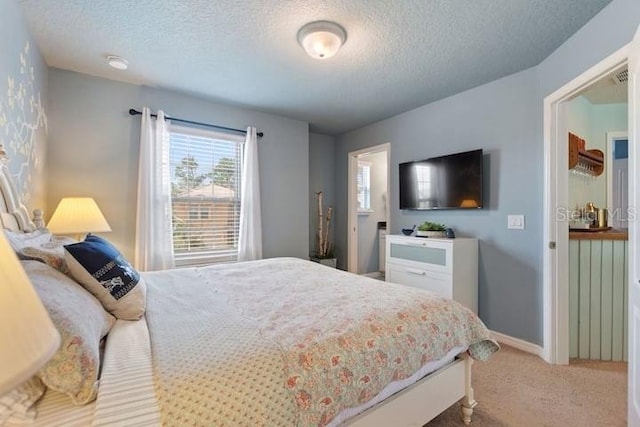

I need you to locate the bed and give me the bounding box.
[0,148,499,426]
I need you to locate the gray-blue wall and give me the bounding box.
[309,132,336,257]
[0,0,48,212]
[47,68,309,261]
[335,0,640,345]
[335,68,540,341]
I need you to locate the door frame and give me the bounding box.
[347,143,391,273]
[543,44,630,364]
[605,131,629,218]
[627,24,640,425]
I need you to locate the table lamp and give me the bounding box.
[0,231,60,396]
[460,199,479,208]
[47,197,112,241]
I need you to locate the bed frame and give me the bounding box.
[0,145,42,231]
[0,144,477,425]
[347,354,476,426]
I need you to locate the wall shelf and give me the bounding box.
[568,132,604,176]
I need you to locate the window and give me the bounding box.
[357,161,372,213]
[169,125,244,266]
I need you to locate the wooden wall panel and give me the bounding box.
[569,239,627,361]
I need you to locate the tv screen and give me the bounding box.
[399,149,483,210]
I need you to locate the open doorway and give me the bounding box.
[564,68,628,363]
[543,43,630,365]
[347,143,390,275]
[543,25,640,423]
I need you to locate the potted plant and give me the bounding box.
[310,191,336,267]
[415,221,447,238]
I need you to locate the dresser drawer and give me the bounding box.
[386,264,453,298]
[385,235,477,313]
[387,238,451,274]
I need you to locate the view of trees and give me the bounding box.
[172,156,206,195]
[171,155,237,196]
[171,155,239,254]
[211,157,237,188]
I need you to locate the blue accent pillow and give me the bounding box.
[64,234,146,320]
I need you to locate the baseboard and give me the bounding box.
[361,272,383,279]
[490,330,544,358]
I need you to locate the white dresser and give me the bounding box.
[385,235,478,313]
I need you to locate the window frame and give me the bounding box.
[168,124,245,267]
[357,160,373,214]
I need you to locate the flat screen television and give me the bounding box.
[399,149,483,210]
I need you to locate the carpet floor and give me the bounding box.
[426,345,627,426]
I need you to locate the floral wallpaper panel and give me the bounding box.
[0,40,47,209]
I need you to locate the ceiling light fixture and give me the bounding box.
[297,21,347,60]
[107,55,128,70]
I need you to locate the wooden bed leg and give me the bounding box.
[460,353,477,424]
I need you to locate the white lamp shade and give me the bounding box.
[0,231,60,396]
[47,197,112,235]
[297,21,347,59]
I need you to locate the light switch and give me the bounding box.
[507,215,525,230]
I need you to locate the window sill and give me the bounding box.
[174,251,237,267]
[358,209,374,216]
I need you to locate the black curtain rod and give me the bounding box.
[128,109,264,138]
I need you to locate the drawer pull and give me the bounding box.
[405,268,426,276]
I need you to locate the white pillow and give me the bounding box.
[3,228,52,251]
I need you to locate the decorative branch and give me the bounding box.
[315,191,334,258]
[323,206,332,257]
[316,191,324,256]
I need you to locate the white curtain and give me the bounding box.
[238,126,262,261]
[134,107,175,271]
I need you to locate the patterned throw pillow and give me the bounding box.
[4,229,77,274]
[22,261,115,405]
[0,377,46,424]
[65,234,146,320]
[3,228,52,250]
[20,235,77,274]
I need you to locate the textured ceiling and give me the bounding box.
[20,0,613,135]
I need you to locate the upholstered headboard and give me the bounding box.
[0,145,42,232]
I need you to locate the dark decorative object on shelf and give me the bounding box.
[401,225,415,236]
[445,228,456,238]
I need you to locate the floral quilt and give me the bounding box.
[144,257,498,426]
